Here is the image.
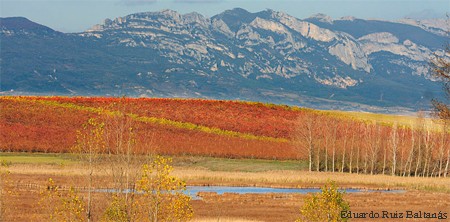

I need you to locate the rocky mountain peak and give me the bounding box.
[220,8,252,16]
[159,9,182,19]
[182,12,208,26]
[308,13,334,23]
[2,9,449,112]
[212,8,256,32]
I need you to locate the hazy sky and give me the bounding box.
[1,0,448,33]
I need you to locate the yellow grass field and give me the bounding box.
[1,153,450,221]
[325,109,447,131]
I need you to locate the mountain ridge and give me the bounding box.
[1,9,448,113]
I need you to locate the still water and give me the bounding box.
[95,186,405,199]
[185,186,405,198]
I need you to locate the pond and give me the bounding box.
[95,186,405,199]
[185,186,405,199]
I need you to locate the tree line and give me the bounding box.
[293,112,450,177]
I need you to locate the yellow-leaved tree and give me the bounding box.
[73,118,106,222]
[102,156,194,222]
[133,156,193,222]
[297,181,350,222]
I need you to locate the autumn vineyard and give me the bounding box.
[1,96,449,177]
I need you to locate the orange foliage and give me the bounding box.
[25,96,301,138]
[1,95,448,173]
[0,96,297,159]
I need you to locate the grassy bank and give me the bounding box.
[0,152,306,172]
[2,152,449,193]
[0,152,76,165]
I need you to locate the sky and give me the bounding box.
[1,0,449,33]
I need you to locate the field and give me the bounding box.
[2,96,449,175]
[1,154,449,221]
[1,96,296,158]
[1,96,450,221]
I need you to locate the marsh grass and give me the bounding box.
[172,169,450,192]
[3,153,450,193]
[172,156,308,172]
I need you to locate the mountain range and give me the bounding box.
[1,8,448,113]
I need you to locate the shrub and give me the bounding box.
[102,194,130,222]
[297,181,350,222]
[39,178,86,222]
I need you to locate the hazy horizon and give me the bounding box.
[1,0,448,33]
